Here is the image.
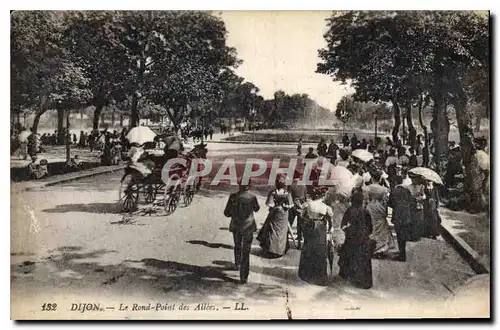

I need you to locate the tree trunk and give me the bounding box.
[475,115,481,132]
[130,93,139,128]
[454,93,484,212]
[101,108,106,127]
[31,110,46,134]
[391,98,401,144]
[405,100,417,149]
[418,96,430,167]
[93,104,104,130]
[57,108,65,145]
[66,109,71,163]
[119,111,124,127]
[31,96,49,134]
[111,107,115,127]
[430,93,449,174]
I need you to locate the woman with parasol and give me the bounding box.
[409,167,444,239]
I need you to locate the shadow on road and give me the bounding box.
[186,240,233,250]
[42,202,122,214]
[11,246,288,301]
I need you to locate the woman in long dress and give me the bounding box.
[365,172,391,257]
[423,181,441,239]
[257,174,293,257]
[338,188,374,289]
[298,193,334,286]
[407,174,426,241]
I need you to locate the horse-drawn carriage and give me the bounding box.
[118,126,207,215]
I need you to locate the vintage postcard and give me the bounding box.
[10,10,490,320]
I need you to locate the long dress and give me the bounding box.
[257,189,293,257]
[407,183,426,241]
[338,206,373,289]
[298,200,334,286]
[365,183,391,254]
[423,186,441,238]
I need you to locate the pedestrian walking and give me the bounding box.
[223,180,260,284]
[298,193,334,286]
[407,173,426,240]
[423,181,441,239]
[327,140,337,163]
[409,147,418,168]
[304,147,317,159]
[389,179,412,262]
[338,188,374,289]
[317,138,328,157]
[365,172,391,258]
[288,174,307,249]
[257,174,293,257]
[297,139,302,156]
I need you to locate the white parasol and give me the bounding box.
[408,167,444,185]
[351,149,374,163]
[126,126,157,146]
[476,150,489,171]
[18,130,32,143]
[325,165,355,198]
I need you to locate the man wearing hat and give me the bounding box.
[223,178,260,284]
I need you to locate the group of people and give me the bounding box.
[223,135,445,288]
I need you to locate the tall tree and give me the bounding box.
[147,11,240,131]
[64,11,130,130]
[11,11,92,135]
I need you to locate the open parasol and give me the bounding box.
[351,149,374,163]
[17,130,32,143]
[476,150,489,171]
[126,126,157,146]
[326,165,355,198]
[408,167,444,185]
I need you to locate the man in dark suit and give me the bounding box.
[224,180,260,284]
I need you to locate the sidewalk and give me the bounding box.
[11,145,102,169]
[11,164,125,194]
[439,208,490,274]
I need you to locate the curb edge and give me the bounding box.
[439,223,490,275]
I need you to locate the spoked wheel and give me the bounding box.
[119,174,139,213]
[143,184,157,204]
[164,184,181,216]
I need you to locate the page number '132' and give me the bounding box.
[41,303,57,311]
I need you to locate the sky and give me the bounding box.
[219,11,354,111]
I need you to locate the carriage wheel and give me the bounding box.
[119,174,139,213]
[164,184,181,215]
[143,184,157,204]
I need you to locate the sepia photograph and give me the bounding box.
[9,9,491,320]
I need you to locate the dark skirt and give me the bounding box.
[298,220,332,286]
[257,208,289,256]
[423,200,441,238]
[409,208,424,241]
[338,240,373,289]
